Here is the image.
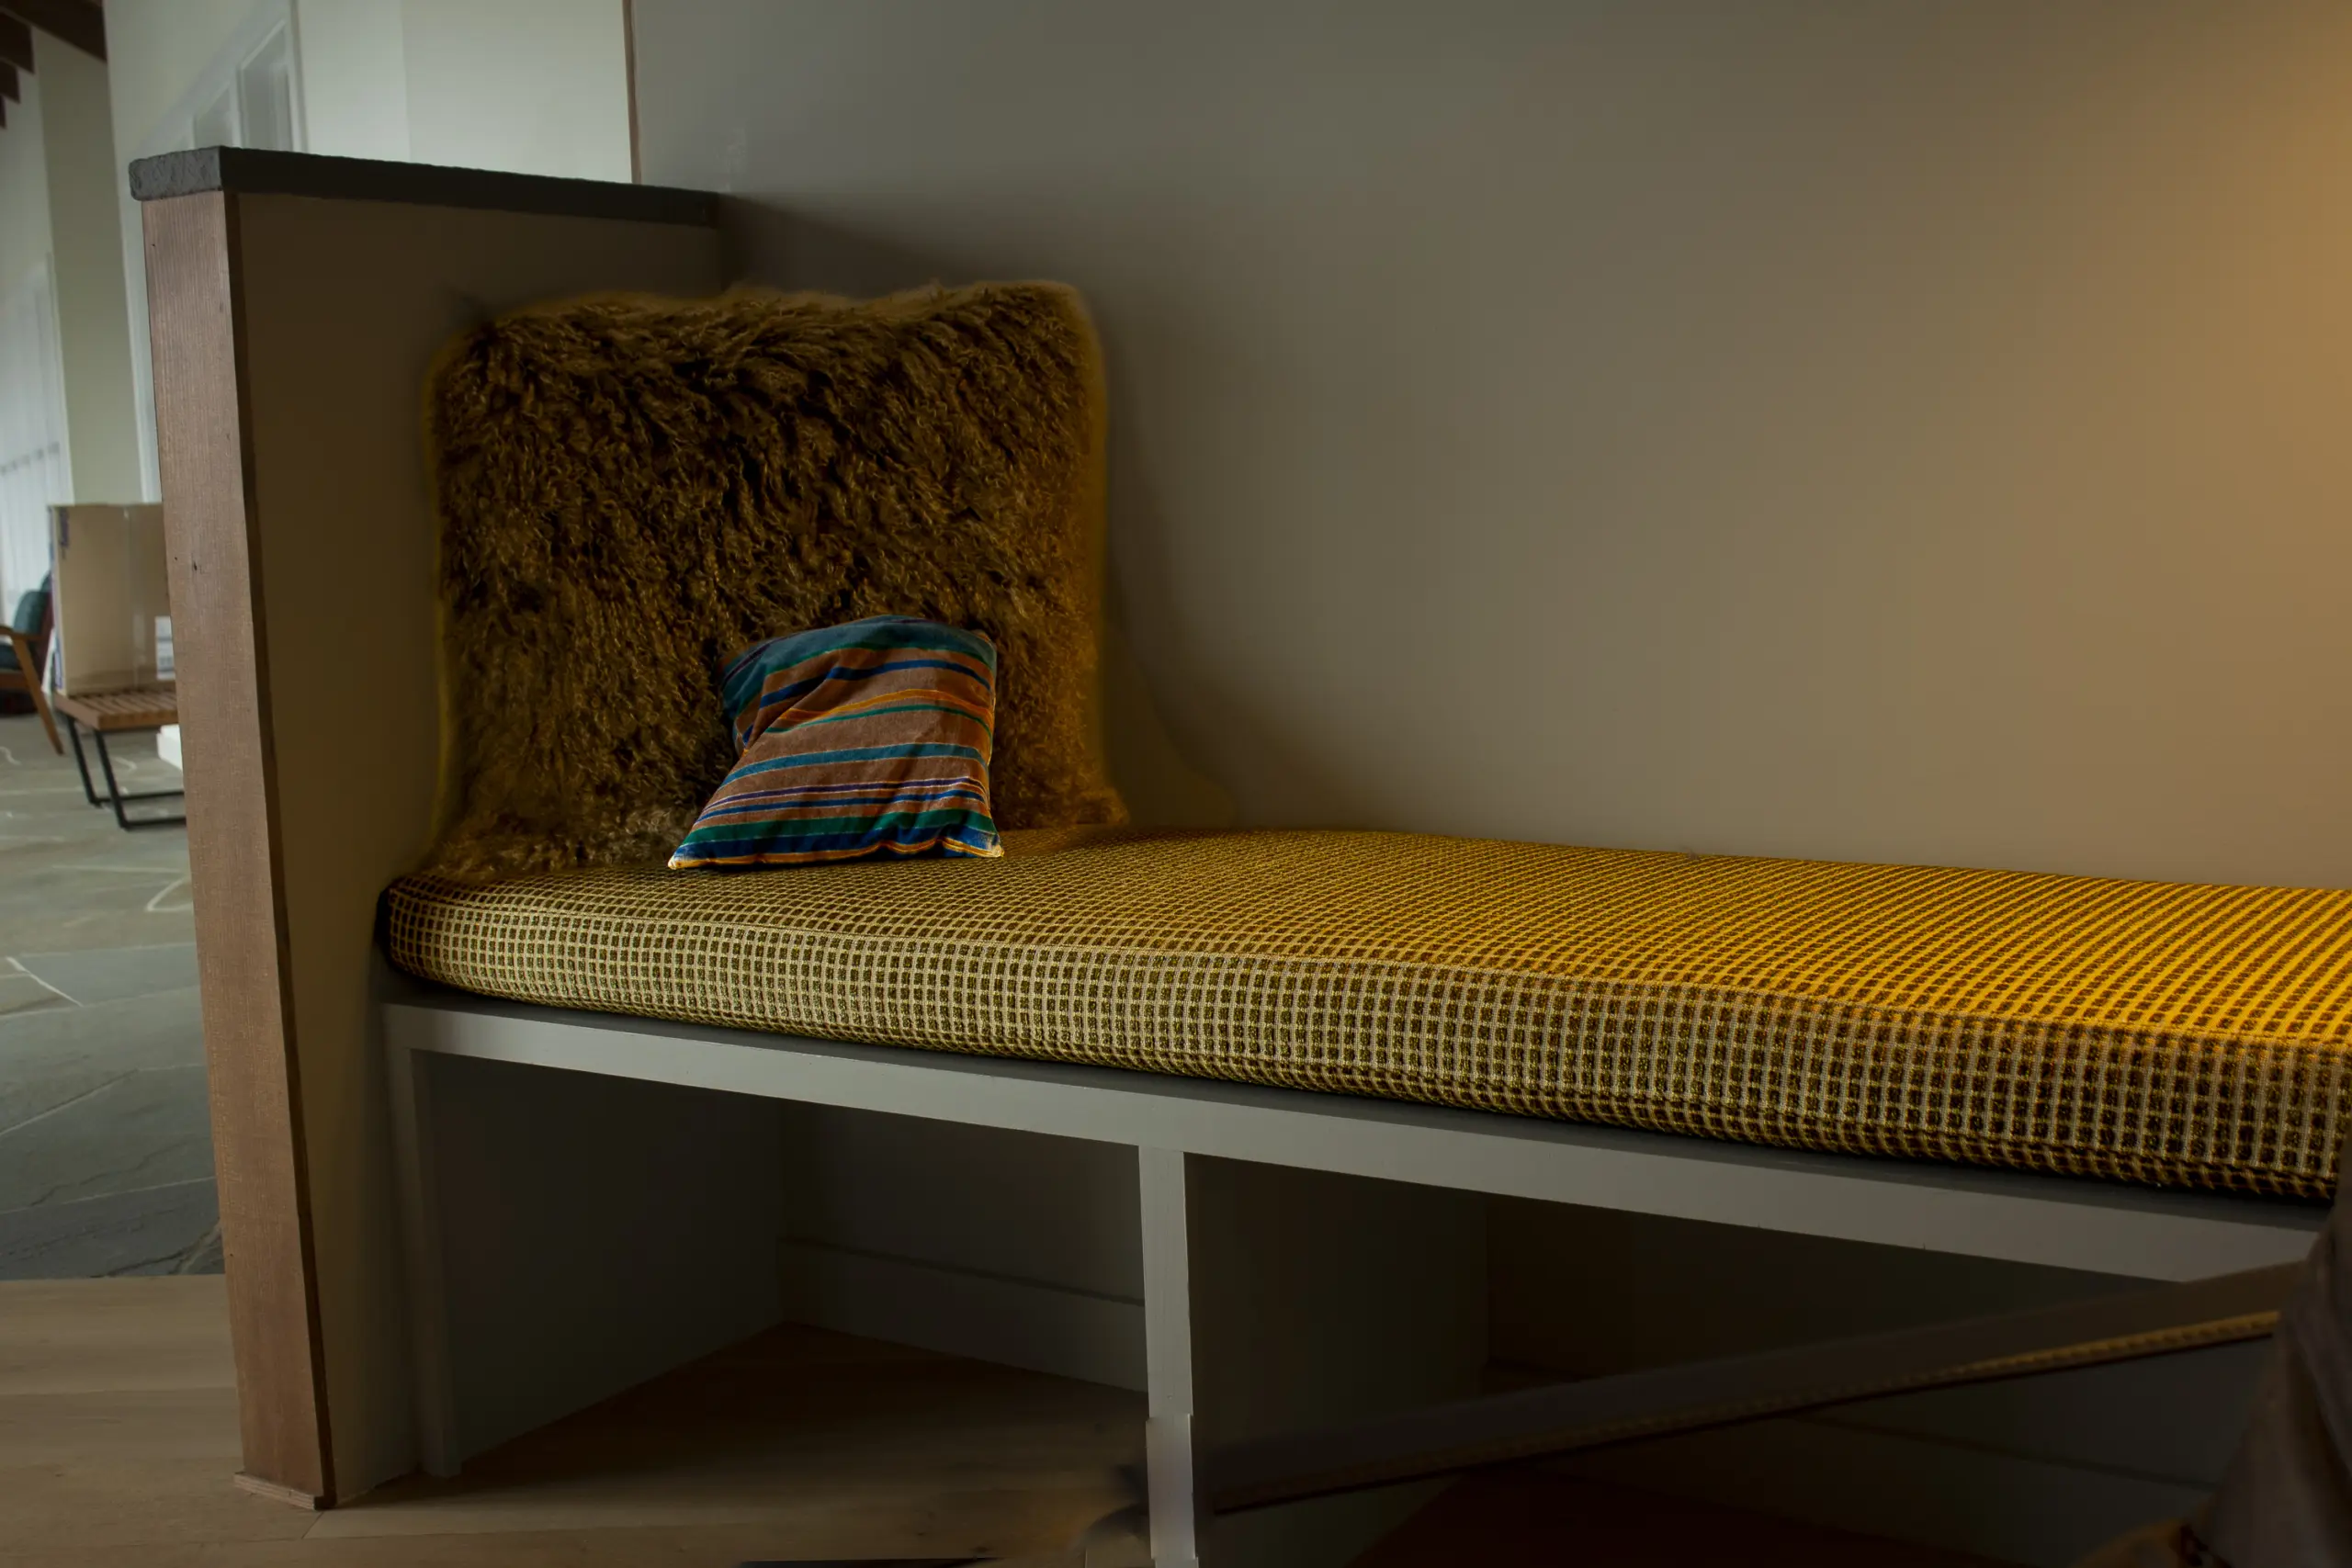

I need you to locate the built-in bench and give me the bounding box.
[132,147,2335,1564]
[381,823,2339,1565]
[382,983,2318,1567]
[386,825,2352,1201]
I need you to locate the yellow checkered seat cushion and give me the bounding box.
[383,828,2352,1199]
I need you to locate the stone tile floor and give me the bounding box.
[0,709,218,1277]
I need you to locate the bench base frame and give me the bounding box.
[385,992,2321,1567]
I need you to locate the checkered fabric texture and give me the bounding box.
[382,828,2352,1198]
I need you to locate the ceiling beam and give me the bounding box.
[0,15,31,73]
[0,61,17,101]
[0,1,105,62]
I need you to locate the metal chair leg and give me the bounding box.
[63,716,105,807]
[94,731,134,831]
[89,728,187,830]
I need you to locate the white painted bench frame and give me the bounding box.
[385,990,2323,1566]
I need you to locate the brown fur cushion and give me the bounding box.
[422,283,1125,881]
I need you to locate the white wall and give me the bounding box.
[107,0,630,177]
[0,31,143,605]
[0,69,53,294]
[296,2,409,163]
[639,0,2352,896]
[38,44,140,507]
[0,71,63,607]
[103,0,261,159]
[630,5,2352,1561]
[0,269,66,608]
[399,0,631,181]
[105,0,291,503]
[105,0,636,499]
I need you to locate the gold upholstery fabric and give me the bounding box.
[383,829,2352,1198]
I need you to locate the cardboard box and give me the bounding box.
[51,503,172,695]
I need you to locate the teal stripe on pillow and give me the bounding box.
[669,616,1003,869]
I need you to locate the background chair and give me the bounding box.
[0,579,60,754]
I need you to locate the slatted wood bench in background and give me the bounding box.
[51,685,184,829]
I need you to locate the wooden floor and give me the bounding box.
[1,1277,1139,1566]
[1,1277,2015,1566]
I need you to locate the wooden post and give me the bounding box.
[134,148,723,1503]
[145,186,337,1506]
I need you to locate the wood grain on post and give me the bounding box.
[143,189,335,1506]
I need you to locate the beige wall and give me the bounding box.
[638,0,2352,894]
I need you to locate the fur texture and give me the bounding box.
[424,283,1125,880]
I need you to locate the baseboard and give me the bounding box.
[233,1471,327,1510]
[779,1238,1148,1392]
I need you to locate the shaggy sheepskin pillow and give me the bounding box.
[422,282,1125,880]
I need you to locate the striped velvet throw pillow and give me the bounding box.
[667,616,1003,869]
